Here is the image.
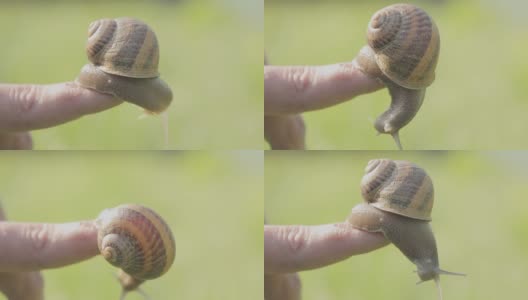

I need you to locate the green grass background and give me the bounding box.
[265,0,528,149]
[0,0,262,149]
[0,151,263,299]
[265,151,528,299]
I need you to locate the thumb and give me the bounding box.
[264,115,306,150]
[0,271,44,300]
[0,132,33,150]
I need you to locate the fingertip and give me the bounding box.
[37,221,99,269]
[264,63,386,115]
[74,221,99,246]
[0,82,123,131]
[335,62,385,95]
[58,82,123,114]
[337,223,389,254]
[326,222,388,255]
[0,221,99,271]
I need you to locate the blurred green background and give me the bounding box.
[0,151,263,299]
[0,0,262,149]
[266,151,528,299]
[265,0,528,149]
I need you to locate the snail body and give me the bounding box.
[347,159,464,300]
[76,18,172,113]
[355,4,440,149]
[96,204,176,299]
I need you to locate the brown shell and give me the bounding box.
[86,18,160,78]
[96,204,176,280]
[367,4,440,89]
[360,159,434,221]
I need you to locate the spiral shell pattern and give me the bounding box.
[367,4,439,89]
[86,18,160,78]
[360,159,434,221]
[96,204,176,280]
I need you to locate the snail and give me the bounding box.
[76,18,173,113]
[347,159,464,300]
[354,4,440,149]
[96,204,176,300]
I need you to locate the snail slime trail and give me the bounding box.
[162,111,169,149]
[348,159,465,300]
[137,110,169,148]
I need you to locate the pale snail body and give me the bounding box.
[96,204,176,299]
[76,18,173,113]
[347,159,464,300]
[355,4,440,149]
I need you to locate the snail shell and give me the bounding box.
[355,4,440,149]
[96,204,176,297]
[348,159,464,299]
[76,18,172,113]
[360,159,433,221]
[85,18,159,78]
[366,4,439,89]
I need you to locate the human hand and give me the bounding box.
[264,222,389,300]
[264,61,384,150]
[0,82,122,149]
[0,204,99,300]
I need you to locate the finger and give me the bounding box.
[0,83,123,132]
[264,62,384,115]
[264,223,389,274]
[0,221,99,272]
[0,132,33,149]
[0,271,44,300]
[264,273,301,300]
[264,115,305,150]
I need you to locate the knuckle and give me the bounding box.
[5,85,41,130]
[279,225,309,254]
[8,85,40,115]
[24,223,52,252]
[286,66,314,93]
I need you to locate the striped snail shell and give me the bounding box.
[360,158,434,220]
[86,18,159,78]
[348,159,464,300]
[76,18,172,113]
[355,4,440,149]
[96,204,176,299]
